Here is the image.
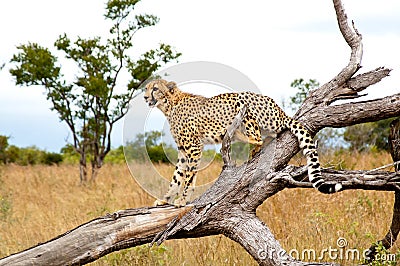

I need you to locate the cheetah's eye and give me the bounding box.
[152,87,159,91]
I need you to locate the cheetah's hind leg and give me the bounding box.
[250,143,263,158]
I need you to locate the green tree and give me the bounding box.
[344,118,396,152]
[104,145,125,164]
[289,78,320,112]
[9,0,181,182]
[16,146,43,166]
[144,131,163,147]
[5,145,20,164]
[125,131,177,163]
[60,144,80,164]
[0,136,9,164]
[0,139,63,165]
[42,152,63,165]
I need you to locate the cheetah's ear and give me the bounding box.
[166,81,177,91]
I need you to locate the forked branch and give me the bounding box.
[221,106,247,167]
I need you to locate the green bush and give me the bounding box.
[0,136,9,164]
[124,131,177,164]
[42,152,63,165]
[105,146,125,164]
[5,145,20,164]
[147,146,170,163]
[16,146,43,165]
[0,135,64,165]
[60,144,80,164]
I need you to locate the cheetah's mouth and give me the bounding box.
[146,89,159,107]
[147,99,158,107]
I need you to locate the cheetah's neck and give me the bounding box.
[160,91,197,117]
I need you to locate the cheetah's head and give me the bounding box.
[144,79,178,108]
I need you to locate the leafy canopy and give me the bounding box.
[9,0,181,180]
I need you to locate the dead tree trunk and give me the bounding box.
[1,0,400,265]
[365,118,400,262]
[389,119,400,172]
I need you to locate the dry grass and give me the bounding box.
[0,151,398,265]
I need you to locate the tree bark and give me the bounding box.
[389,119,400,172]
[90,157,102,182]
[0,207,194,266]
[1,0,399,265]
[79,151,87,183]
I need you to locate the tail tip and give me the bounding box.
[318,183,342,194]
[335,183,343,192]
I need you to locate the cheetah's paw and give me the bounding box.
[154,199,169,206]
[173,198,187,207]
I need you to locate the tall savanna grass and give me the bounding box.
[0,151,398,265]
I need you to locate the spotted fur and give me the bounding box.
[144,79,342,206]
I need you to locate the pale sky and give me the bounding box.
[0,0,399,151]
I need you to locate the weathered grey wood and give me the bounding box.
[1,0,399,265]
[0,207,196,266]
[221,105,247,167]
[389,118,400,172]
[298,0,363,116]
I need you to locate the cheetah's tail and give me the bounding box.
[285,119,342,194]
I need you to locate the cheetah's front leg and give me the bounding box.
[154,150,186,206]
[173,143,203,207]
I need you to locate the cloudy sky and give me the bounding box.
[0,0,399,151]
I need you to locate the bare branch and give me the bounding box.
[0,207,194,266]
[282,167,399,192]
[306,93,400,130]
[221,106,247,167]
[346,67,391,93]
[299,0,363,116]
[334,1,361,48]
[326,67,392,103]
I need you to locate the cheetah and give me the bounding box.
[144,79,342,207]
